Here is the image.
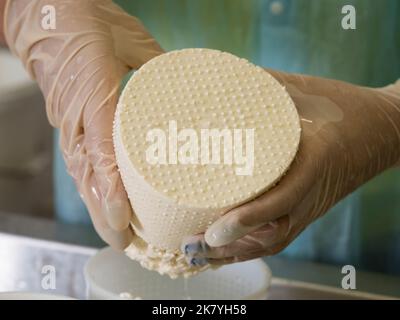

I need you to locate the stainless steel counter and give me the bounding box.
[0,212,399,299]
[0,233,95,300]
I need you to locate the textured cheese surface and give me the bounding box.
[113,48,301,278]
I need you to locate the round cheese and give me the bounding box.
[113,48,301,278]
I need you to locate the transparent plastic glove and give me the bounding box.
[4,0,163,249]
[0,0,5,43]
[182,71,400,266]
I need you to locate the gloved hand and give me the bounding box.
[4,0,163,249]
[182,71,400,266]
[0,0,5,43]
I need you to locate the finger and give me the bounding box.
[210,215,311,266]
[77,159,134,250]
[83,73,133,231]
[204,149,313,247]
[183,225,275,261]
[207,251,266,266]
[207,242,286,266]
[206,216,290,259]
[183,216,289,263]
[207,235,292,266]
[184,228,275,267]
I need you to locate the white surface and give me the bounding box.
[85,247,272,300]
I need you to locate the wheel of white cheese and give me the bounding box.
[113,48,301,278]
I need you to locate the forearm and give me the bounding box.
[0,0,6,45]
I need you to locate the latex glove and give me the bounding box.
[0,0,5,43]
[4,0,163,249]
[182,71,400,266]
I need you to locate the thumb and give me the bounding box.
[83,74,133,232]
[205,148,314,247]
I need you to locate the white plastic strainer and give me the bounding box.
[85,247,272,300]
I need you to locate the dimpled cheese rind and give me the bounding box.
[117,49,300,210]
[114,48,301,277]
[114,118,217,277]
